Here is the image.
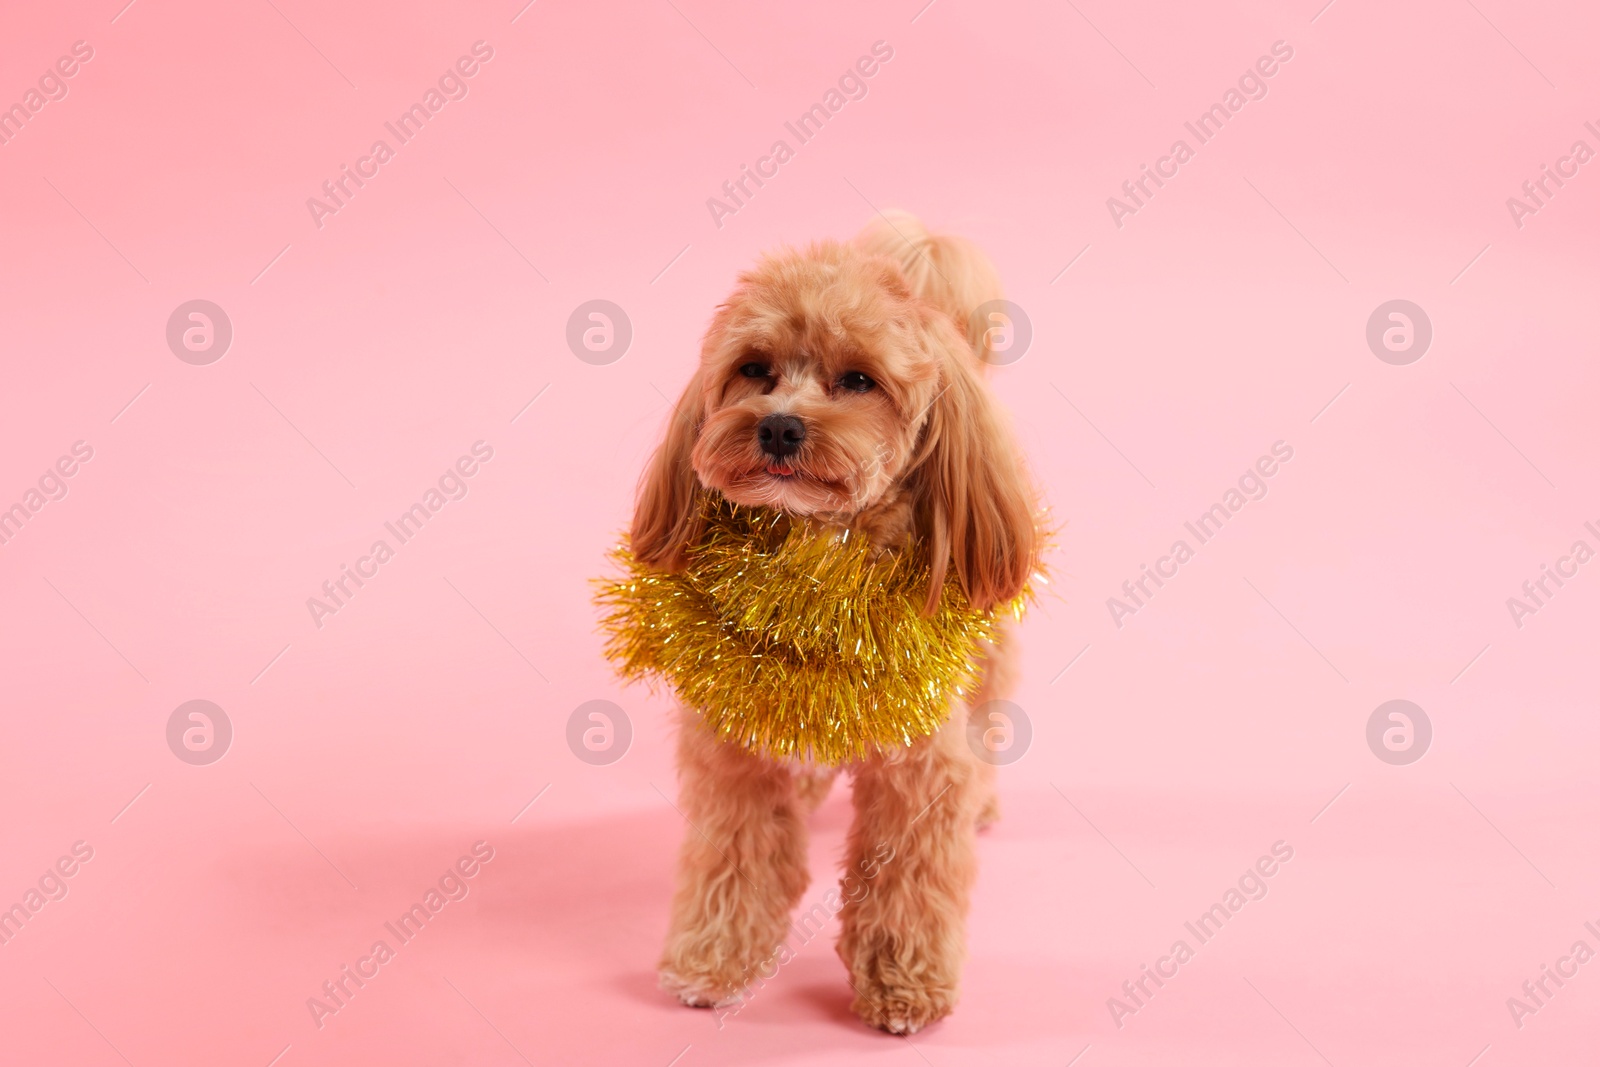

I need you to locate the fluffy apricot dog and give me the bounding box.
[631,212,1039,1033]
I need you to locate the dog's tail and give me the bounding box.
[854,211,1004,363]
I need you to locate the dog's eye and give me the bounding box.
[739,362,769,379]
[838,371,876,393]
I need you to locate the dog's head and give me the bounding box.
[631,238,1036,612]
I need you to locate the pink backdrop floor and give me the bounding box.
[3,1,1599,1064]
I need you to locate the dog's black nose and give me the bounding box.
[757,414,805,458]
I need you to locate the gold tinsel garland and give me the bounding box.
[594,494,1031,765]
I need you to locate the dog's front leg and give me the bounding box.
[836,715,981,1034]
[658,707,810,1009]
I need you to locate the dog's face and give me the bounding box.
[689,245,939,516]
[631,234,1038,613]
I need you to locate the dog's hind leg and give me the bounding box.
[792,764,838,814]
[966,617,1019,830]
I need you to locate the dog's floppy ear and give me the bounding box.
[911,317,1038,613]
[630,370,706,571]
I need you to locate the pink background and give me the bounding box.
[3,0,1598,1064]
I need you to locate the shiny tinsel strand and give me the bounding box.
[594,494,1033,764]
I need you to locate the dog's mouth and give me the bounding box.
[695,438,861,514]
[761,460,844,491]
[730,459,852,505]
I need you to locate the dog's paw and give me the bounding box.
[839,924,962,1033]
[658,964,746,1009]
[850,979,957,1034]
[975,792,1001,831]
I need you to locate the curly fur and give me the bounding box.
[631,212,1039,1032]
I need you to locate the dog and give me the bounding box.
[629,211,1040,1033]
